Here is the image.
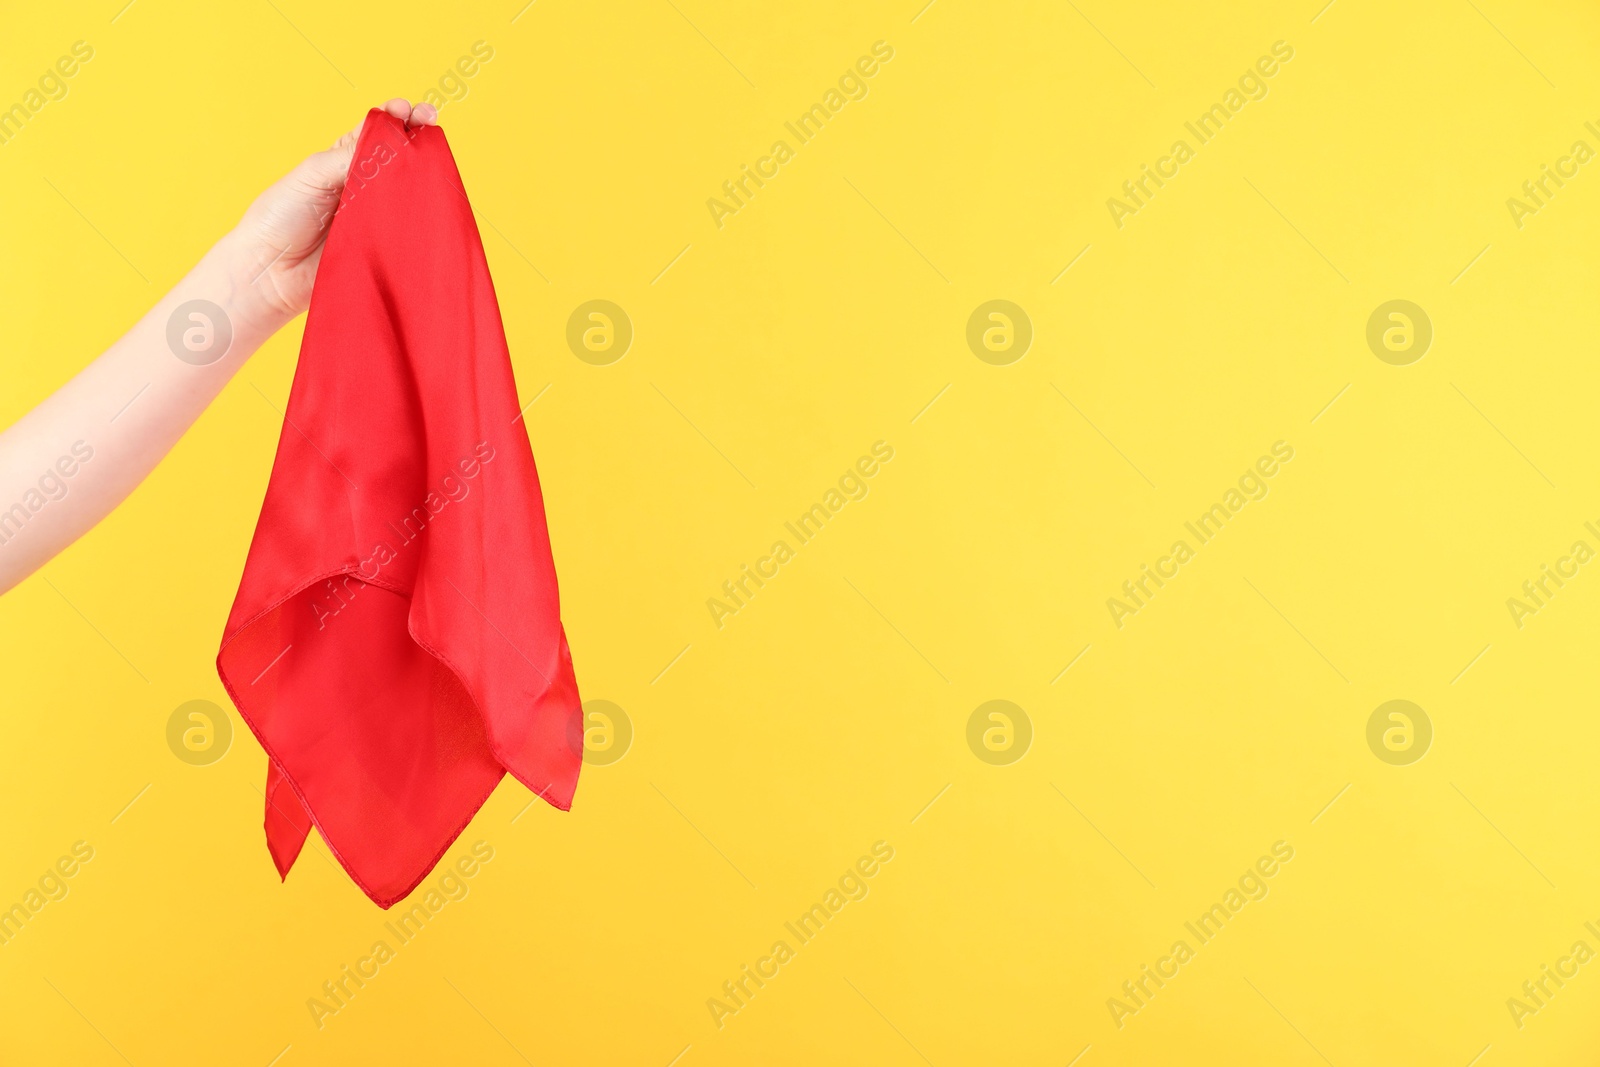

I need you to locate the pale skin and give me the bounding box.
[0,99,438,596]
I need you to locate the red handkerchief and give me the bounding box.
[217,109,581,908]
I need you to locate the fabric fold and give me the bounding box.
[217,108,581,908]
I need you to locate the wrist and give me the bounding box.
[208,229,298,345]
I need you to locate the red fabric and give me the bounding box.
[217,109,581,908]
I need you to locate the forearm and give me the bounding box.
[0,231,291,593]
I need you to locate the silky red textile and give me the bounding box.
[217,109,581,908]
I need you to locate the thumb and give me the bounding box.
[294,122,364,194]
[294,99,436,195]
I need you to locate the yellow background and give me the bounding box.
[2,0,1599,1063]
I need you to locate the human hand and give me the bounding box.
[230,98,437,330]
[0,103,436,597]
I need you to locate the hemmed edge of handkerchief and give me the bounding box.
[217,564,572,909]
